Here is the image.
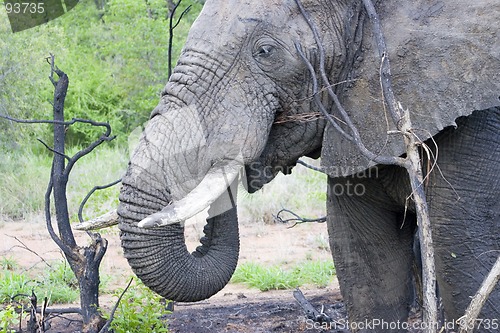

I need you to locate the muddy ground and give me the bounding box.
[1,217,425,332]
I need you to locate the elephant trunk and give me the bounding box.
[118,167,240,302]
[116,94,259,302]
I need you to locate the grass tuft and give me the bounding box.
[231,260,335,291]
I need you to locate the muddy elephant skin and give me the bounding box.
[117,0,500,331]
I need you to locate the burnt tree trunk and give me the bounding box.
[47,62,108,333]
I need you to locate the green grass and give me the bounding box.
[0,258,16,272]
[231,260,335,291]
[0,304,17,333]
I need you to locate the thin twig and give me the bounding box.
[78,178,122,223]
[274,112,324,124]
[168,0,192,78]
[36,139,71,161]
[5,235,53,268]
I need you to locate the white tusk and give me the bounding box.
[73,210,118,230]
[138,160,242,228]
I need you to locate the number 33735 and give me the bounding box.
[5,2,45,14]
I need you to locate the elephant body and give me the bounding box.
[328,108,500,331]
[117,0,500,331]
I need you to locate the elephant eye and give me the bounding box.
[255,44,275,58]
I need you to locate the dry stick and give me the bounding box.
[293,288,331,323]
[296,159,325,173]
[294,0,438,330]
[360,0,438,329]
[458,255,500,333]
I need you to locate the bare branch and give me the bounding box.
[458,255,500,333]
[360,0,402,124]
[74,210,119,231]
[78,179,122,223]
[37,138,71,161]
[36,307,82,315]
[293,288,332,323]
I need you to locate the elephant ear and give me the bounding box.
[321,0,500,177]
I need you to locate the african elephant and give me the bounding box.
[117,0,500,331]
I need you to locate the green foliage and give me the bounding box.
[292,260,336,288]
[1,0,202,148]
[105,279,170,333]
[0,304,17,333]
[0,271,31,303]
[231,260,335,291]
[40,261,79,304]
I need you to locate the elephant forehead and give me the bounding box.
[188,0,296,45]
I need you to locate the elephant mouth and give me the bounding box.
[244,160,296,193]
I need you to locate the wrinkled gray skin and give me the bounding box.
[118,0,500,331]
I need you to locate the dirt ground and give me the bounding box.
[0,217,423,332]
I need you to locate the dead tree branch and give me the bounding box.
[296,159,325,173]
[458,255,500,333]
[293,288,332,323]
[295,0,439,330]
[0,55,113,332]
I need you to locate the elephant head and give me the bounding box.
[117,0,500,302]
